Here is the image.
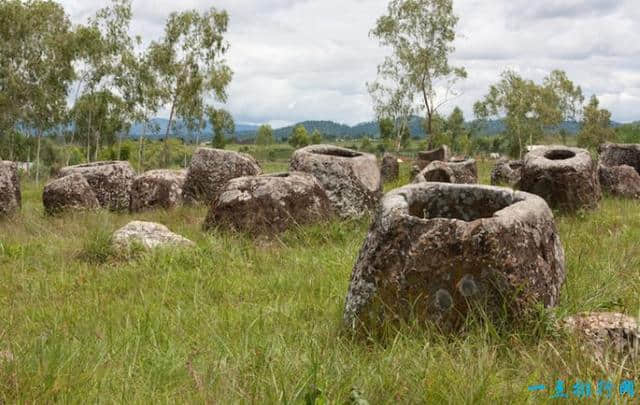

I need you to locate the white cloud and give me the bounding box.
[58,0,640,126]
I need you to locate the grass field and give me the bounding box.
[1,159,640,403]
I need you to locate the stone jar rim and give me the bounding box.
[380,182,551,225]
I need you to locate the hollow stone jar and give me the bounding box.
[343,182,565,333]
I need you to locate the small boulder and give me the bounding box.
[290,144,381,219]
[380,153,399,182]
[413,159,478,184]
[520,146,601,211]
[58,161,135,211]
[204,172,334,234]
[130,169,187,212]
[561,312,640,357]
[183,148,262,203]
[598,164,640,199]
[0,161,21,217]
[43,173,100,215]
[491,159,523,188]
[112,221,195,250]
[343,182,565,333]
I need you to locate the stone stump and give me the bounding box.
[380,153,399,182]
[343,182,565,333]
[58,161,135,211]
[520,146,601,211]
[561,312,640,358]
[130,169,187,212]
[43,173,100,215]
[0,161,21,217]
[411,145,450,176]
[204,172,333,234]
[490,159,523,188]
[413,159,478,184]
[598,164,640,199]
[183,148,262,203]
[289,144,381,219]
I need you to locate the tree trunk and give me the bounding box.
[35,129,42,184]
[139,120,146,172]
[163,97,177,168]
[86,109,93,163]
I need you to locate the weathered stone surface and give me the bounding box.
[43,173,100,215]
[58,161,135,211]
[0,161,21,217]
[561,312,640,357]
[491,159,523,188]
[380,153,399,182]
[289,144,381,219]
[411,145,451,176]
[112,221,195,250]
[598,164,640,199]
[204,172,334,234]
[130,169,187,212]
[413,159,478,184]
[520,146,601,211]
[183,148,262,203]
[599,143,640,173]
[343,182,565,333]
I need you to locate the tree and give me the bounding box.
[255,124,275,146]
[474,70,583,158]
[310,129,323,144]
[371,0,466,146]
[578,95,615,148]
[0,0,76,182]
[368,66,415,152]
[207,107,234,149]
[149,7,233,166]
[378,117,394,145]
[289,124,310,148]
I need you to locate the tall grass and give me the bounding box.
[1,160,639,403]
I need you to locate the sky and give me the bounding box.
[58,0,640,128]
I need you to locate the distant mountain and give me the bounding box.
[126,116,623,141]
[128,118,259,139]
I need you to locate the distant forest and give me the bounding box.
[126,116,625,141]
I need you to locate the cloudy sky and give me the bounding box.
[58,0,640,127]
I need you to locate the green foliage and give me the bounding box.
[615,123,640,144]
[577,95,616,149]
[207,108,234,149]
[289,124,310,148]
[474,70,583,158]
[148,6,233,165]
[371,0,466,140]
[255,124,275,146]
[310,129,324,145]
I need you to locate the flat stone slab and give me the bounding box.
[343,182,565,333]
[112,221,195,250]
[561,312,640,357]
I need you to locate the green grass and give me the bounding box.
[1,160,640,403]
